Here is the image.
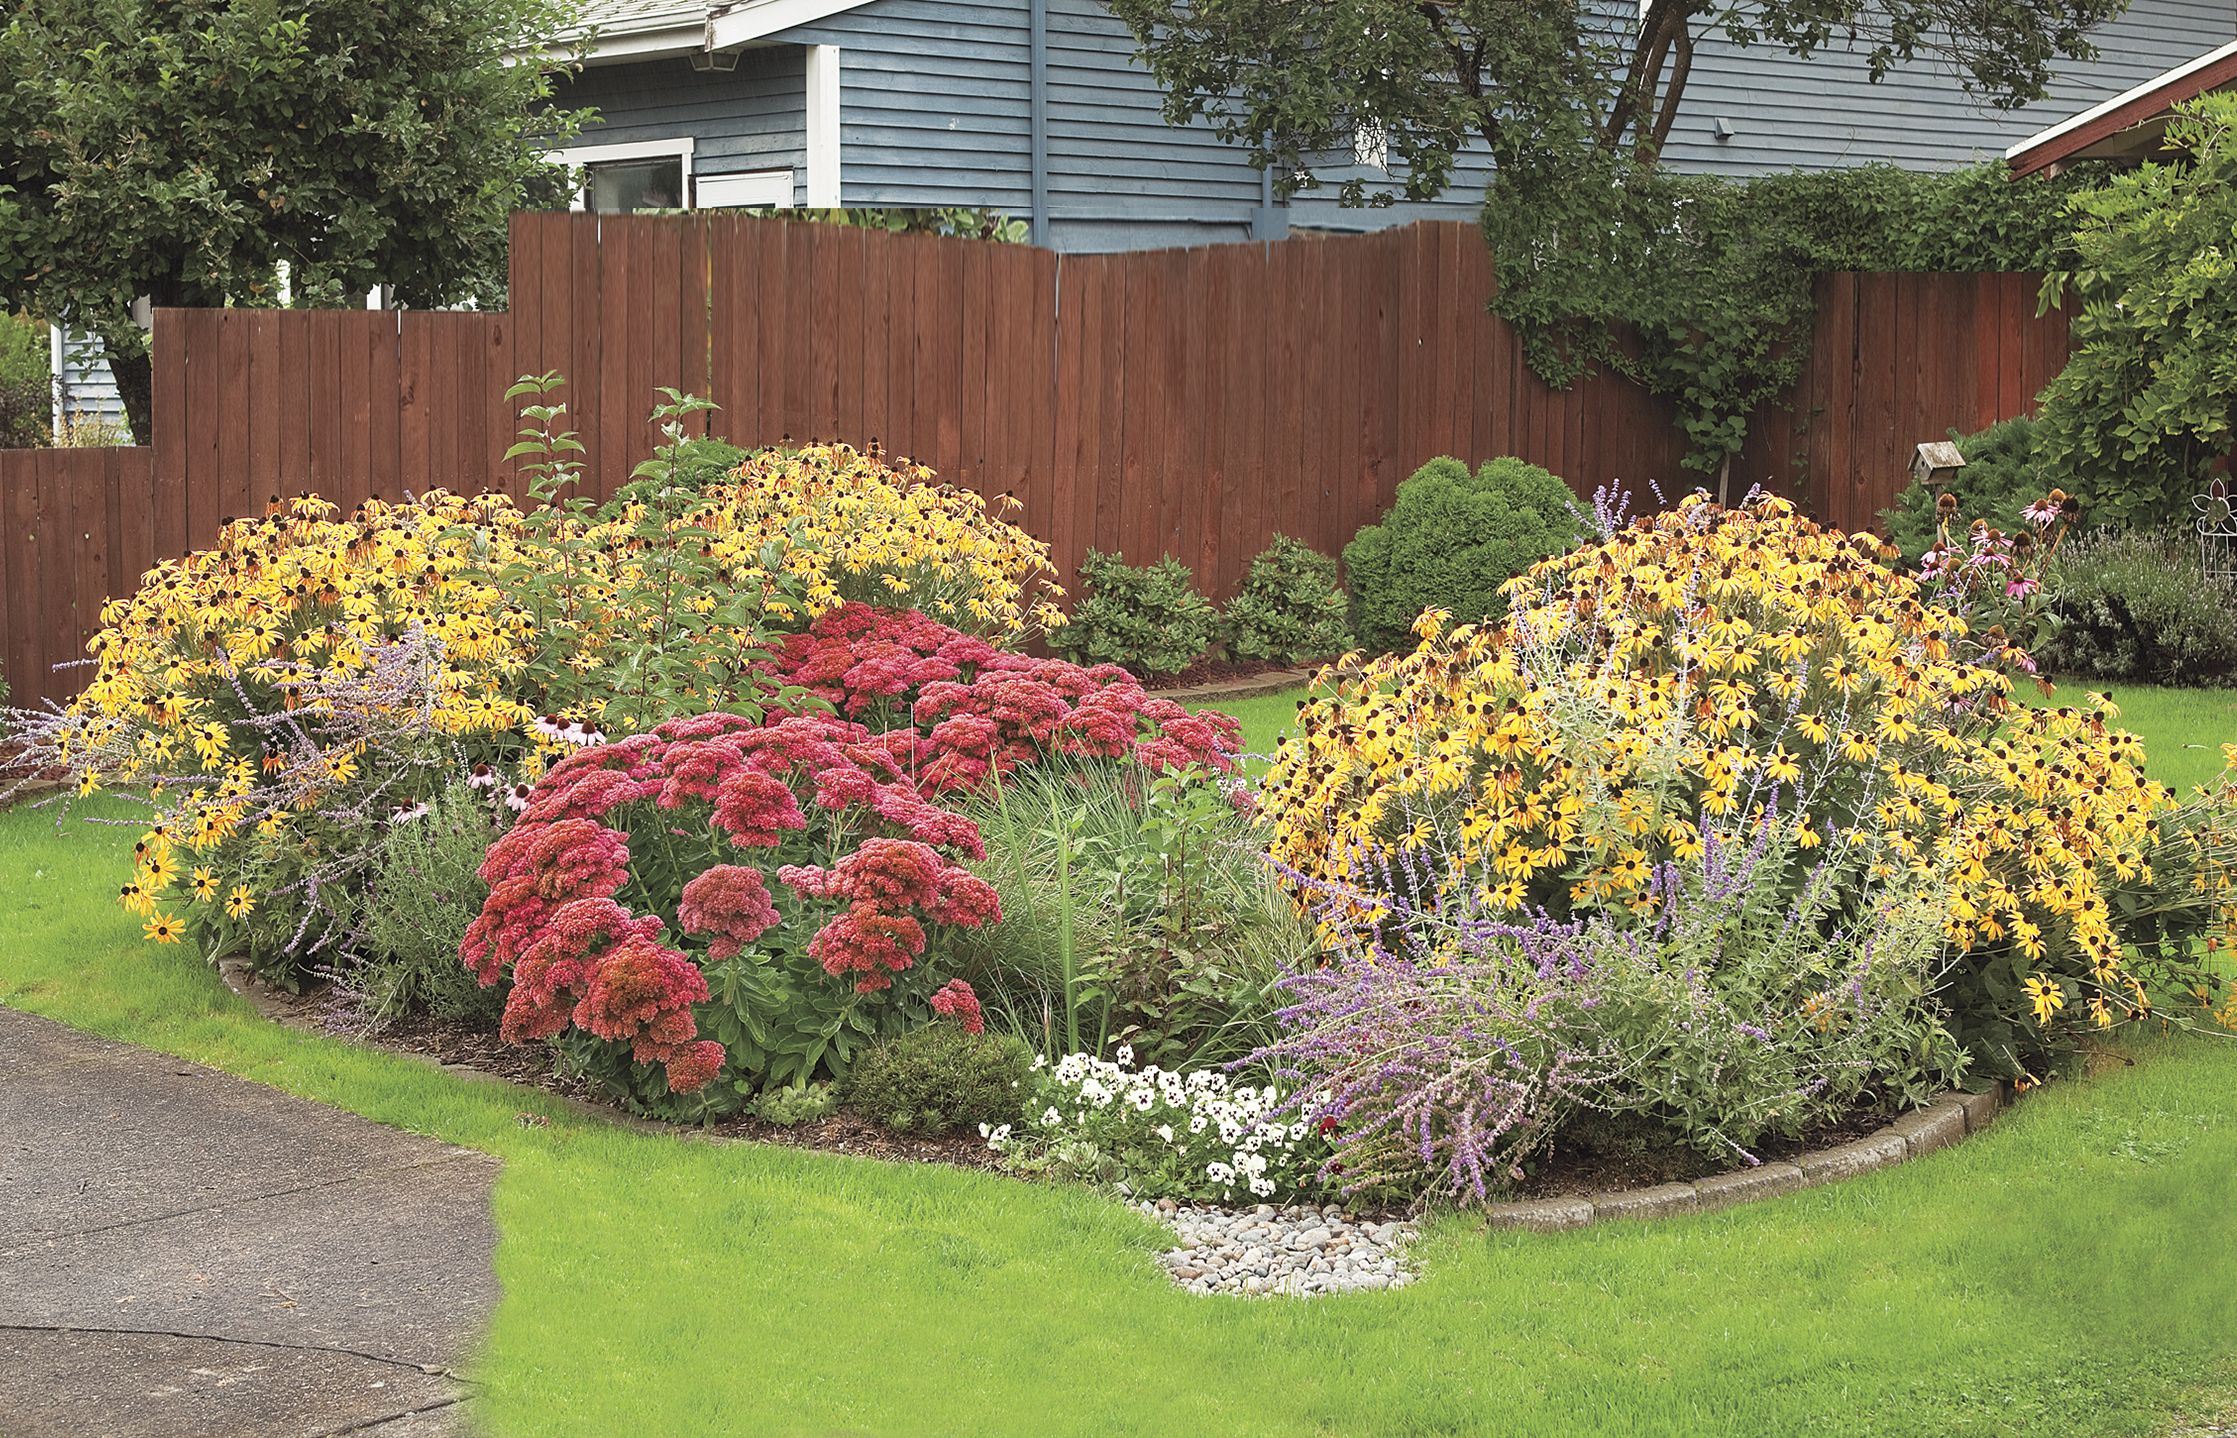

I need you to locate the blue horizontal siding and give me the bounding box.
[546,0,2231,247]
[555,49,807,201]
[776,0,1036,210]
[1659,0,2237,174]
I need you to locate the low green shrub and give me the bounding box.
[1882,416,2044,564]
[955,761,1306,1069]
[847,1022,1031,1136]
[1058,551,1218,678]
[1341,456,1584,652]
[0,313,50,448]
[1221,534,1353,666]
[2038,528,2237,687]
[358,783,505,1026]
[748,1082,838,1127]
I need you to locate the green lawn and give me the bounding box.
[3,688,2236,1436]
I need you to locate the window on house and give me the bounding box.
[585,157,687,213]
[1353,122,1389,172]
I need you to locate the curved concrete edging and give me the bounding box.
[1483,1087,2010,1232]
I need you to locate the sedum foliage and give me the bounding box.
[1341,456,1584,653]
[2034,93,2237,529]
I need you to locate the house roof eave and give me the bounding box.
[2005,38,2237,178]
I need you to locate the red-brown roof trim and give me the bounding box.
[2005,39,2237,178]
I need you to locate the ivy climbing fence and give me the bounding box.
[0,214,2068,704]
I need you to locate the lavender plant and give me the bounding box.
[1260,804,1966,1202]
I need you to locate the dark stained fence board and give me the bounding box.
[4,222,2080,702]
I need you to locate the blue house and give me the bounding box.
[546,0,2236,250]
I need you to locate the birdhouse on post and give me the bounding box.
[1911,441,1967,488]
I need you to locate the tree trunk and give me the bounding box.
[109,343,153,448]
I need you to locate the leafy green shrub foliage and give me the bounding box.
[848,1023,1031,1136]
[1058,551,1218,678]
[1221,534,1353,665]
[1341,456,1585,652]
[2035,93,2237,528]
[358,784,505,1025]
[2038,529,2237,687]
[955,761,1306,1068]
[0,313,50,448]
[1882,416,2044,565]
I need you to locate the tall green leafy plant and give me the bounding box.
[2034,92,2237,529]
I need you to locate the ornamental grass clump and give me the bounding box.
[1260,492,2236,1081]
[459,710,1003,1116]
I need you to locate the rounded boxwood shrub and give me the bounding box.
[848,1019,1032,1137]
[1341,456,1585,653]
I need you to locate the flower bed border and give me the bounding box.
[1483,1088,2009,1231]
[1150,667,1320,705]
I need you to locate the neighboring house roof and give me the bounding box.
[2005,38,2237,176]
[550,0,876,60]
[553,0,710,62]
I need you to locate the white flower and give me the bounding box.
[1248,1175,1275,1198]
[1155,1124,1174,1144]
[1114,1043,1134,1066]
[1040,1107,1063,1128]
[1205,1161,1235,1185]
[1188,1114,1208,1134]
[1131,1088,1155,1112]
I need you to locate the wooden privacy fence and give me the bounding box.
[0,216,2071,703]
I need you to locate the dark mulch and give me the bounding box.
[1514,1107,1897,1200]
[259,974,1914,1204]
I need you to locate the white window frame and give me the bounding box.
[696,169,797,209]
[545,137,698,211]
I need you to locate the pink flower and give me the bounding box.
[929,978,985,1034]
[678,864,782,961]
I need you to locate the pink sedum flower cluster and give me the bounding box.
[767,604,1242,791]
[461,708,999,1093]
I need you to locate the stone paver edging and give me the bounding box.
[1482,1087,2008,1232]
[1150,666,1320,706]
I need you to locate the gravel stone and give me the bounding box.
[1143,1201,1419,1298]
